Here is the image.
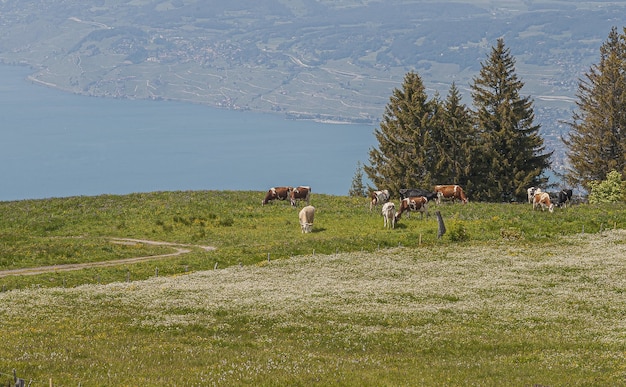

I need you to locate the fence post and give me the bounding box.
[13,369,24,387]
[436,211,446,239]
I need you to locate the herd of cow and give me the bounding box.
[370,185,468,229]
[528,186,573,213]
[261,184,574,232]
[262,186,315,233]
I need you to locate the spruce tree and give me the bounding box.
[431,82,476,190]
[471,38,551,202]
[365,71,437,196]
[348,161,367,197]
[563,27,626,188]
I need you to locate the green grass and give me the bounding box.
[1,191,625,385]
[0,191,624,290]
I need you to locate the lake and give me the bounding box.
[0,65,378,201]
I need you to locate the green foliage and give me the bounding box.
[434,82,476,189]
[470,38,551,202]
[348,161,367,197]
[588,170,625,203]
[366,40,551,201]
[564,26,626,188]
[365,71,438,194]
[447,221,470,242]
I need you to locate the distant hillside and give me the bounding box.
[0,0,623,173]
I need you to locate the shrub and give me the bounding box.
[447,221,469,242]
[588,170,624,203]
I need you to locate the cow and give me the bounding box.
[381,202,396,229]
[557,189,573,208]
[290,186,311,207]
[434,185,468,204]
[395,196,428,222]
[370,189,390,211]
[298,205,315,233]
[533,192,554,213]
[527,186,542,204]
[262,186,293,205]
[399,188,438,201]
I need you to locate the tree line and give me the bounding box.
[353,27,626,202]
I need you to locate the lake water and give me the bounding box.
[0,65,378,201]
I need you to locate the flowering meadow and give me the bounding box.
[0,191,625,385]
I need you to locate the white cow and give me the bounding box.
[527,187,542,204]
[533,192,554,213]
[299,205,315,233]
[370,189,390,211]
[382,202,396,229]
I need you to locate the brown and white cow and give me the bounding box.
[262,186,293,205]
[533,192,554,213]
[434,184,468,204]
[395,196,428,222]
[370,189,390,211]
[381,202,396,229]
[290,186,311,207]
[298,205,315,233]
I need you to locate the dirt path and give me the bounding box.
[0,238,216,277]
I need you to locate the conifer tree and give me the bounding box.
[471,38,551,202]
[431,82,476,189]
[563,27,626,188]
[348,161,367,197]
[365,71,438,195]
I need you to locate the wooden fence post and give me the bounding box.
[13,369,24,387]
[436,211,446,239]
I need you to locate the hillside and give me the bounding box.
[0,0,623,169]
[1,190,626,383]
[2,228,625,384]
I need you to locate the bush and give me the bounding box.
[448,221,470,242]
[588,170,624,203]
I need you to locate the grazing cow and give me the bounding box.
[527,187,542,204]
[399,188,438,201]
[262,186,293,205]
[370,189,390,211]
[557,189,573,208]
[395,196,428,222]
[298,205,315,233]
[290,186,311,207]
[434,185,468,204]
[533,192,554,213]
[381,202,396,229]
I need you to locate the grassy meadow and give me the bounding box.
[0,191,625,385]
